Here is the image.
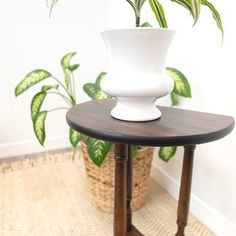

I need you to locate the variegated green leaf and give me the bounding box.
[15,70,51,96]
[159,146,177,162]
[170,0,200,24]
[61,52,77,70]
[33,111,47,145]
[31,92,47,121]
[83,72,108,100]
[41,84,59,92]
[191,0,201,24]
[170,92,180,106]
[87,138,112,167]
[149,0,168,28]
[171,0,192,12]
[141,22,153,27]
[166,67,191,98]
[95,72,107,90]
[95,91,108,100]
[69,128,82,148]
[83,83,97,100]
[201,0,223,40]
[69,64,80,72]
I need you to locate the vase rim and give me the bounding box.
[101,27,176,34]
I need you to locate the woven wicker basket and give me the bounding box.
[81,142,154,213]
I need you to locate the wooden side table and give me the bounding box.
[66,99,234,236]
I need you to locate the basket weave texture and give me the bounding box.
[81,142,154,213]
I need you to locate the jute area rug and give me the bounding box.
[0,150,213,236]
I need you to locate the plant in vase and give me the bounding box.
[48,0,222,123]
[95,0,223,160]
[46,0,222,161]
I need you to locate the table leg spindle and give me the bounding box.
[114,144,128,236]
[176,145,196,236]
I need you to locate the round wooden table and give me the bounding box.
[66,99,234,236]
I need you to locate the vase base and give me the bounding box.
[111,97,161,122]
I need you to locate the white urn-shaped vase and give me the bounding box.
[101,28,175,121]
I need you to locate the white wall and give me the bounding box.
[108,0,236,235]
[0,0,109,157]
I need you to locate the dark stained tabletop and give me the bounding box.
[66,99,234,146]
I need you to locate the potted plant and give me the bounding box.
[101,0,222,121]
[48,0,223,122]
[15,52,191,212]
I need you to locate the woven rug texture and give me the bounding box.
[0,151,214,236]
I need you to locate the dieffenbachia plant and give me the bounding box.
[15,52,82,159]
[15,52,191,165]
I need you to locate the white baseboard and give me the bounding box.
[151,163,236,236]
[0,135,70,159]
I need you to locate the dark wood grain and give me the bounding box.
[176,145,195,236]
[66,99,234,146]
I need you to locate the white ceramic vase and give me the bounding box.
[101,28,175,121]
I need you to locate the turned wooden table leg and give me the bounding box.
[114,143,128,236]
[126,146,144,236]
[176,145,196,236]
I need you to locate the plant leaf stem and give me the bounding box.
[47,91,73,106]
[71,72,77,104]
[51,76,75,104]
[48,107,69,113]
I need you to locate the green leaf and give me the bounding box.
[166,67,191,98]
[201,0,223,40]
[170,92,180,106]
[31,92,47,121]
[69,64,80,72]
[171,0,192,12]
[87,138,112,167]
[61,52,77,70]
[83,72,108,100]
[95,72,107,90]
[15,70,51,96]
[33,111,47,145]
[83,83,97,100]
[69,128,82,148]
[95,91,108,100]
[191,0,201,24]
[159,146,177,162]
[149,0,168,28]
[61,52,79,89]
[170,0,200,24]
[41,84,59,92]
[131,146,138,157]
[141,22,153,27]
